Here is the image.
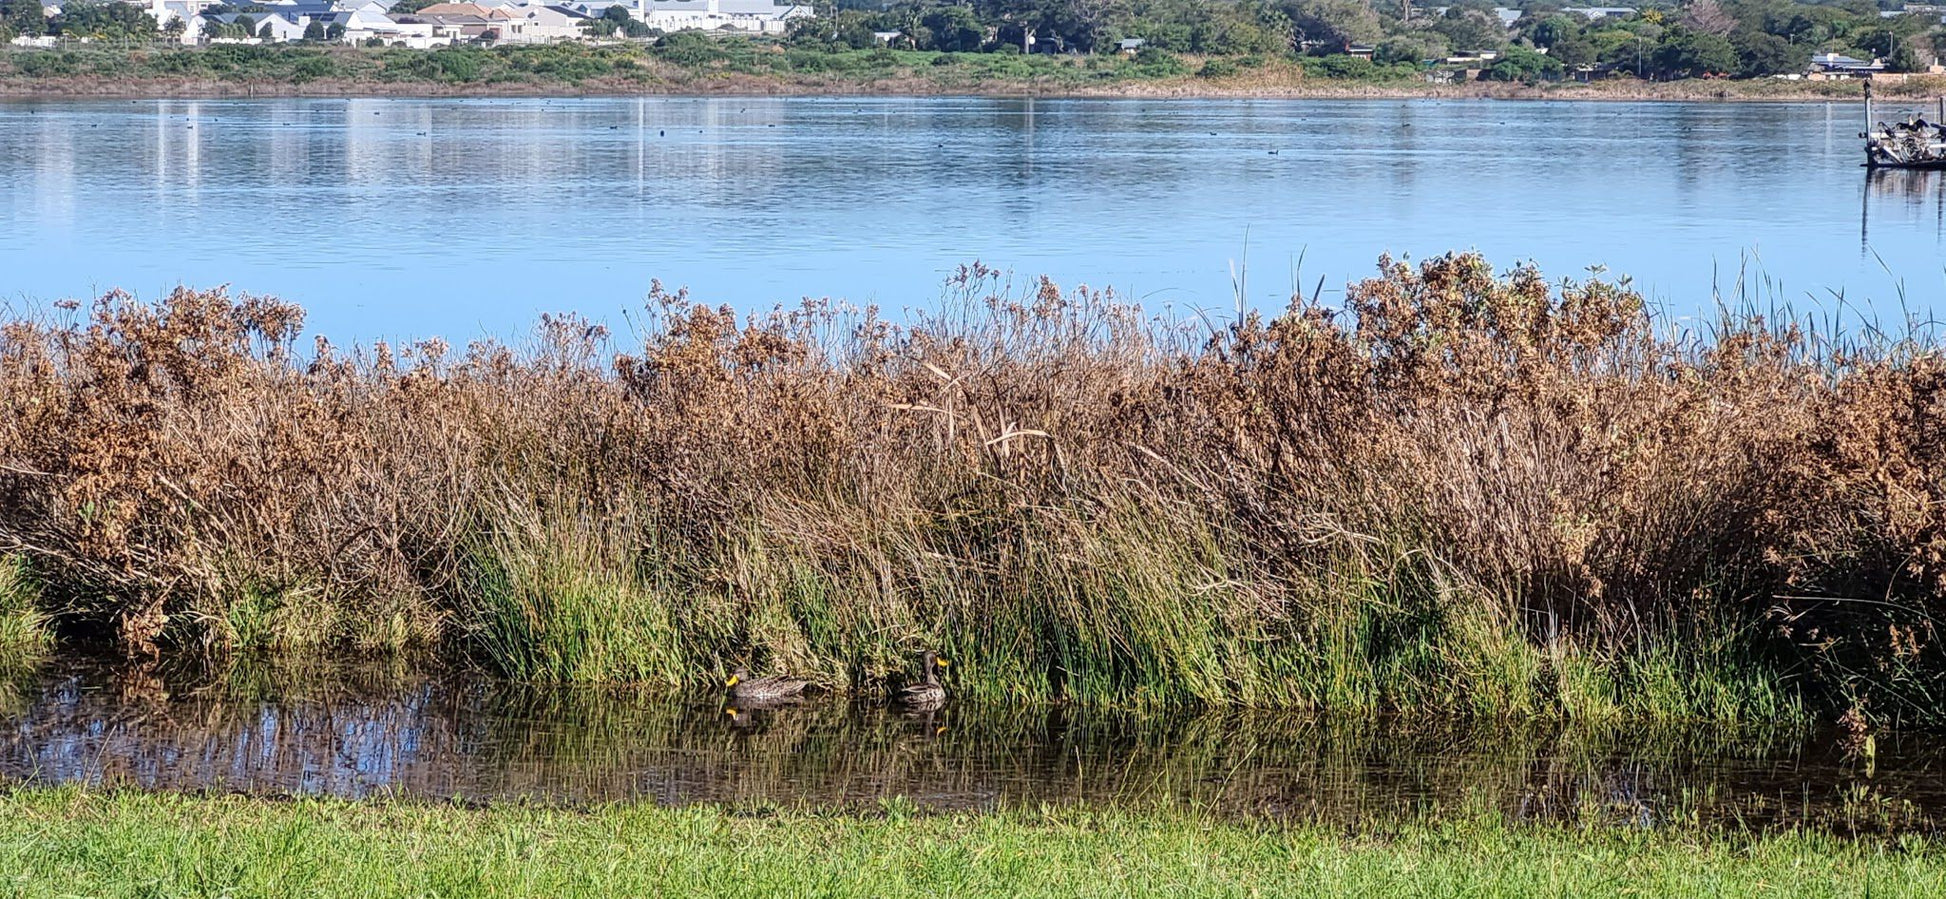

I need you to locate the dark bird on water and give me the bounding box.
[724,667,810,704]
[896,651,950,711]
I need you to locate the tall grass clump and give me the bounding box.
[0,256,1942,723]
[0,554,49,672]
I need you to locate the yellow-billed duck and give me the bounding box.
[896,651,949,710]
[724,666,810,704]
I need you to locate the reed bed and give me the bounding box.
[0,254,1941,723]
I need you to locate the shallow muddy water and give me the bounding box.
[2,662,1941,831]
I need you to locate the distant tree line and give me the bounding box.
[3,0,162,41]
[783,0,1946,81]
[1498,0,1941,79]
[4,0,1943,84]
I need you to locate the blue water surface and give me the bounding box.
[2,96,1943,341]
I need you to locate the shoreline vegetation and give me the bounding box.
[2,254,1945,725]
[3,788,1945,897]
[2,43,1944,100]
[7,0,1946,103]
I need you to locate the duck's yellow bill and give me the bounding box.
[725,676,739,687]
[936,658,950,668]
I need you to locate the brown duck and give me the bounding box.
[896,651,950,710]
[724,666,810,704]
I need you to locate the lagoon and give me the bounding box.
[5,661,1943,830]
[3,95,1944,341]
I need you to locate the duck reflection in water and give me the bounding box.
[721,704,770,732]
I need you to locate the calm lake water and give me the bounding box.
[3,96,1945,341]
[3,661,1942,831]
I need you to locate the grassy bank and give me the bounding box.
[0,788,1940,897]
[0,43,1934,100]
[1,254,1943,723]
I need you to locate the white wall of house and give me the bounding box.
[637,0,806,34]
[147,0,223,41]
[505,6,588,42]
[337,8,444,47]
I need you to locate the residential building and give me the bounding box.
[505,3,593,41]
[631,0,808,35]
[1810,52,1885,78]
[1559,6,1636,19]
[327,2,442,46]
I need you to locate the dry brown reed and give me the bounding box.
[1,254,1941,722]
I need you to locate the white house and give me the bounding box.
[146,0,223,41]
[635,0,808,34]
[1559,7,1637,19]
[506,3,594,42]
[328,3,443,47]
[205,11,312,41]
[389,1,595,43]
[401,1,518,40]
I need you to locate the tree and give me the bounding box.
[1430,7,1506,54]
[1282,0,1382,51]
[51,1,159,40]
[1730,29,1802,77]
[0,0,47,36]
[1652,27,1735,78]
[1887,38,1920,73]
[1375,30,1447,64]
[1550,33,1596,67]
[1680,0,1734,37]
[1526,14,1580,49]
[919,5,982,51]
[303,19,325,40]
[1484,43,1562,80]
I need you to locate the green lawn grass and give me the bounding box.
[1,788,1941,897]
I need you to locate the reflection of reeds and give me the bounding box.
[2,256,1945,720]
[2,666,1936,833]
[0,556,47,699]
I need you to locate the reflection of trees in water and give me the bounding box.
[2,663,1942,831]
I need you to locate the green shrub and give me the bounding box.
[15,51,80,77]
[1196,58,1238,78]
[291,54,335,82]
[654,30,722,67]
[411,46,487,82]
[1132,46,1185,77]
[1313,53,1375,79]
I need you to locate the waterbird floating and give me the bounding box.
[896,651,950,711]
[724,667,810,704]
